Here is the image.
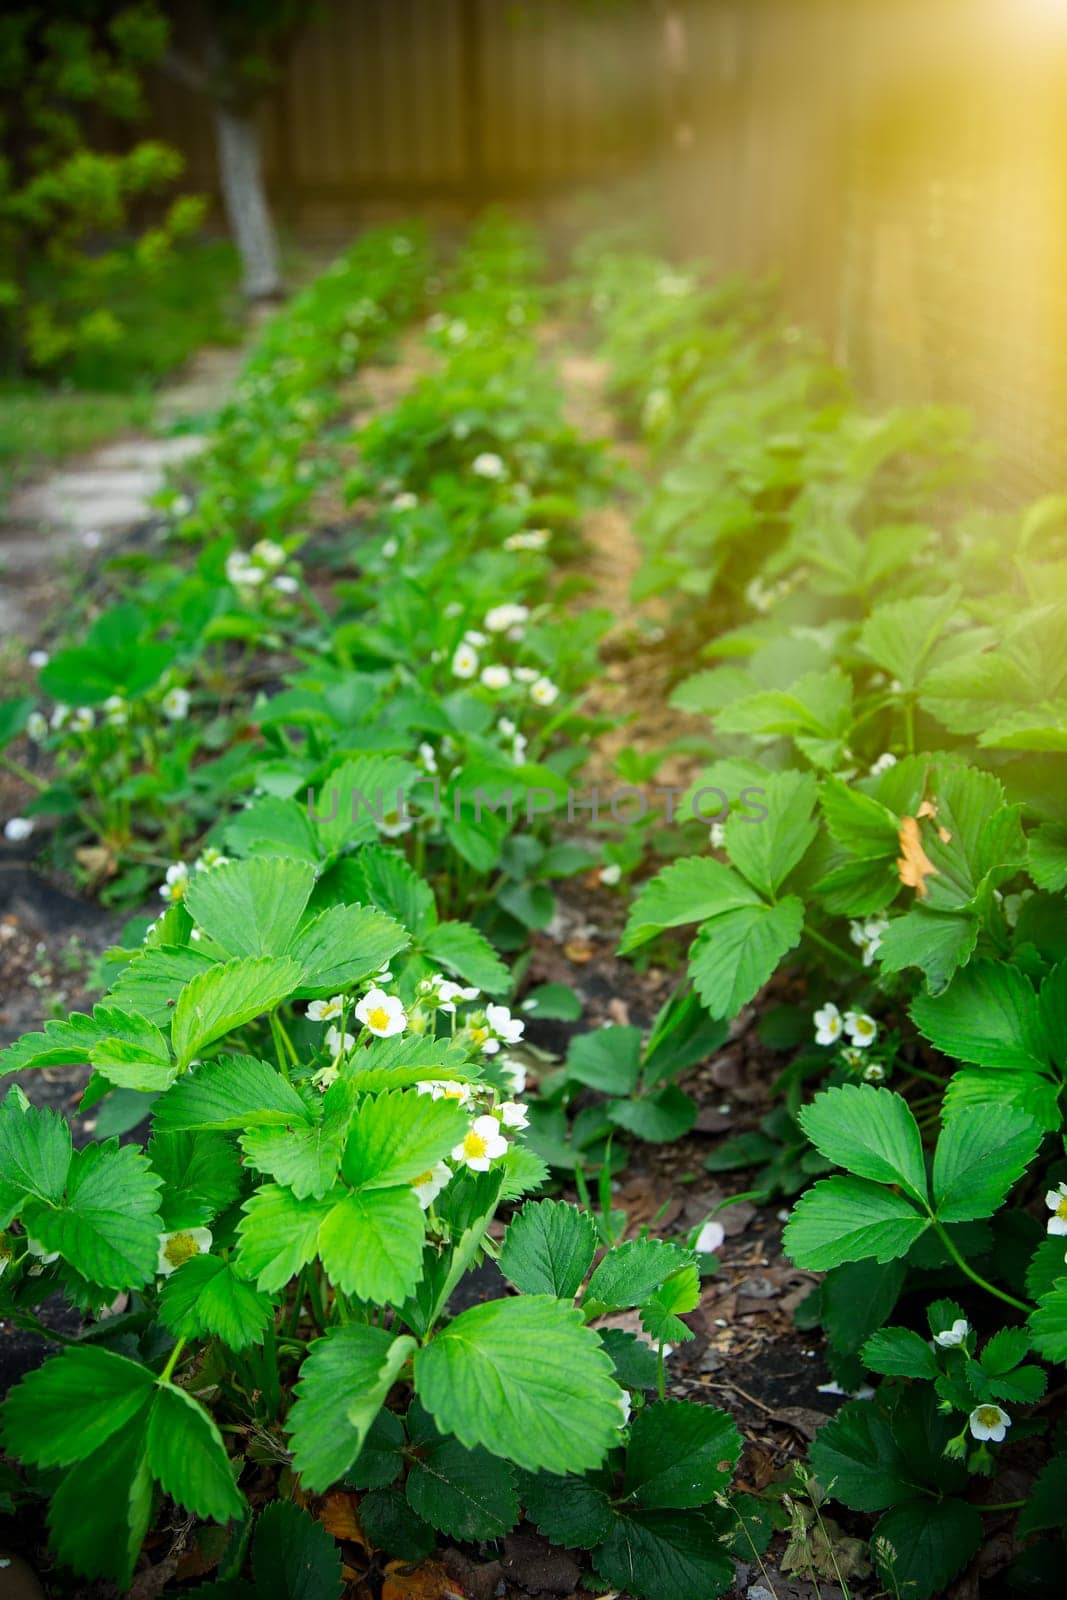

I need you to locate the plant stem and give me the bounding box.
[160,1336,187,1384]
[804,925,864,971]
[1,753,47,790]
[930,1220,1032,1314]
[978,1500,1025,1512]
[269,1012,292,1081]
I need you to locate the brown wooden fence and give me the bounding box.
[151,0,1067,497]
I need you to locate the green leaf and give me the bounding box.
[289,903,409,998]
[624,1400,742,1508]
[600,1329,662,1390]
[724,770,818,898]
[620,857,760,952]
[172,957,303,1067]
[184,857,316,957]
[22,1141,162,1290]
[343,1408,405,1490]
[1030,824,1067,893]
[873,1497,982,1600]
[979,1326,1030,1375]
[808,1401,910,1511]
[608,1086,698,1143]
[252,1500,344,1600]
[585,1238,698,1312]
[1031,1282,1067,1363]
[799,1085,928,1204]
[241,1086,353,1200]
[0,695,32,751]
[406,1431,519,1540]
[152,1052,312,1133]
[105,944,216,1026]
[783,1178,929,1270]
[932,1105,1042,1222]
[519,983,582,1022]
[910,958,1047,1073]
[149,1128,242,1228]
[422,920,510,994]
[146,1383,244,1523]
[47,1421,152,1589]
[861,1327,938,1380]
[415,1295,621,1475]
[820,1260,907,1357]
[89,1012,175,1092]
[594,1509,735,1600]
[2,1347,154,1469]
[288,1325,416,1492]
[159,1255,275,1351]
[876,908,978,995]
[341,843,436,937]
[237,1185,336,1292]
[640,1266,701,1346]
[341,1089,467,1191]
[688,897,805,1020]
[565,1025,643,1095]
[358,1488,435,1559]
[1018,1455,1067,1537]
[313,755,419,859]
[858,590,962,693]
[941,1067,1061,1132]
[500,1199,598,1298]
[819,777,900,858]
[318,1187,426,1301]
[0,1100,71,1225]
[519,1468,614,1547]
[0,1010,109,1078]
[224,796,320,864]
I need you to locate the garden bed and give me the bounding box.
[1,217,1064,1600]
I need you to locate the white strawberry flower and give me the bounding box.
[162,687,191,722]
[695,1219,726,1254]
[968,1404,1010,1443]
[29,650,49,669]
[844,1011,878,1047]
[600,863,622,885]
[3,817,34,843]
[484,1003,524,1054]
[252,539,286,569]
[934,1318,969,1349]
[412,1161,452,1210]
[465,629,488,647]
[69,706,95,732]
[480,664,512,691]
[512,734,528,764]
[195,846,228,871]
[472,452,507,480]
[869,752,898,776]
[813,1002,843,1046]
[159,861,190,902]
[379,806,412,838]
[157,1227,212,1276]
[709,822,726,849]
[499,1101,529,1129]
[26,1238,60,1265]
[26,711,47,742]
[50,703,70,731]
[355,989,406,1038]
[501,1057,527,1095]
[382,537,399,560]
[453,1115,509,1171]
[514,667,538,684]
[418,741,438,774]
[485,604,529,634]
[1045,1182,1067,1236]
[273,574,299,595]
[307,995,345,1022]
[615,1390,632,1427]
[416,1079,473,1107]
[862,1061,887,1083]
[504,529,549,552]
[452,642,479,679]
[392,492,418,512]
[325,1025,356,1058]
[529,677,559,707]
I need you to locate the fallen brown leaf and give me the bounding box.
[897,814,939,897]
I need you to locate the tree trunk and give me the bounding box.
[214,101,284,301]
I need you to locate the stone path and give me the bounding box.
[0,340,251,642]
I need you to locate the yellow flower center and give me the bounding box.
[462,1130,488,1160]
[411,1169,434,1187]
[976,1406,1001,1428]
[1056,1197,1067,1222]
[442,1085,466,1100]
[469,1026,489,1046]
[367,1006,390,1032]
[163,1232,199,1268]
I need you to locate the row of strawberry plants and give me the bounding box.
[0,221,749,1600]
[575,239,1067,1595]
